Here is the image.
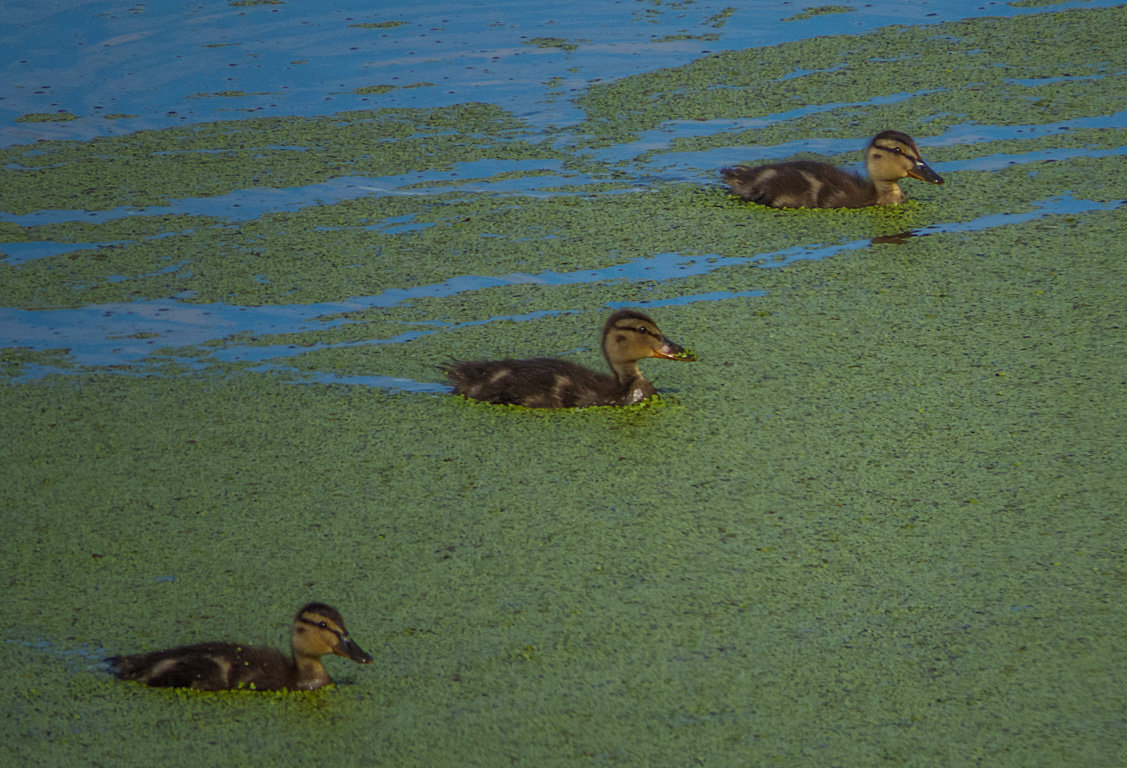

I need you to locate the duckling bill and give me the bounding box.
[107,603,372,691]
[721,130,944,209]
[441,309,696,408]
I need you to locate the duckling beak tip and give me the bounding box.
[908,162,944,185]
[651,341,697,362]
[336,638,374,664]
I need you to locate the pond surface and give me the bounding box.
[1,2,1124,767]
[3,0,1123,385]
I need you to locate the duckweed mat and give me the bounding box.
[3,204,1124,766]
[2,4,1125,767]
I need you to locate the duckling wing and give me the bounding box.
[722,161,875,209]
[442,358,616,408]
[109,643,232,689]
[108,642,293,691]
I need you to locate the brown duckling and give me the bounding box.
[721,129,944,209]
[441,309,696,408]
[107,602,372,691]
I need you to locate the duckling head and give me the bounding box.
[602,309,695,383]
[291,602,373,664]
[865,130,944,186]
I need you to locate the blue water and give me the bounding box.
[2,0,1124,387]
[3,0,1120,144]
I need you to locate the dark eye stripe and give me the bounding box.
[873,143,918,160]
[614,323,653,337]
[299,616,343,639]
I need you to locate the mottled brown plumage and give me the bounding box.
[107,603,372,691]
[441,309,696,408]
[721,130,944,209]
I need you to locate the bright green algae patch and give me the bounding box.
[2,204,1124,765]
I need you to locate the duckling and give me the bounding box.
[441,309,696,408]
[721,130,944,209]
[106,602,372,691]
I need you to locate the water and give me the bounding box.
[4,7,1124,764]
[4,0,1120,143]
[2,0,1124,387]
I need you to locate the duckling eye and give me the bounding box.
[318,621,329,629]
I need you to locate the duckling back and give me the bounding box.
[442,358,642,408]
[108,642,297,691]
[721,161,876,209]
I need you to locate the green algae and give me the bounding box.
[194,204,1125,389]
[3,152,1122,310]
[2,201,1124,763]
[654,32,721,43]
[353,85,397,96]
[2,5,1126,767]
[6,7,1117,311]
[349,21,407,29]
[783,6,855,22]
[14,111,79,123]
[524,38,582,53]
[574,5,1126,147]
[705,8,738,28]
[0,103,558,215]
[188,91,260,99]
[0,347,77,377]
